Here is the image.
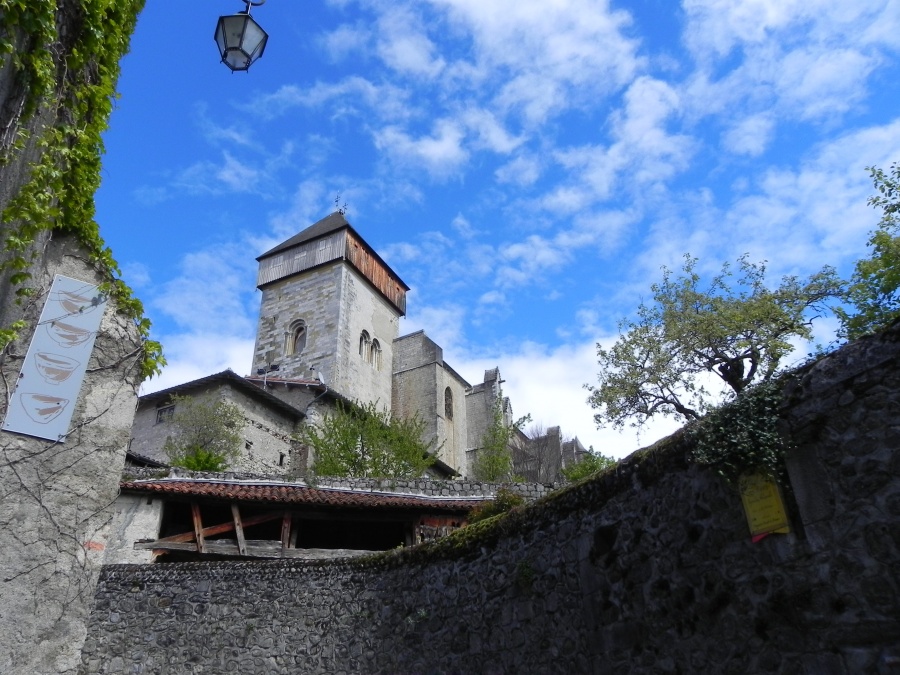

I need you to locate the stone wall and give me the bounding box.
[80,325,900,674]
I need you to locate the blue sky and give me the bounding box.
[96,0,900,457]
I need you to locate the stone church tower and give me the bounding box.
[251,212,408,408]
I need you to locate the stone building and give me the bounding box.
[129,370,306,475]
[512,425,589,482]
[131,212,583,479]
[251,211,405,408]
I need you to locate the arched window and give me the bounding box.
[359,330,370,359]
[444,387,453,420]
[285,320,307,356]
[370,339,382,370]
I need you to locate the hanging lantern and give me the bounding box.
[214,1,268,72]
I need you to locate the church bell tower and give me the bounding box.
[251,212,408,408]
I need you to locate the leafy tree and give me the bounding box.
[298,400,435,478]
[162,394,244,471]
[560,447,617,482]
[473,397,531,482]
[837,163,900,340]
[587,254,842,429]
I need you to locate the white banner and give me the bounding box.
[2,275,108,442]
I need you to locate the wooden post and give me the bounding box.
[281,511,292,553]
[231,503,247,556]
[191,502,206,554]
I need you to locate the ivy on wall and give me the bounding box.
[689,379,792,483]
[0,0,163,378]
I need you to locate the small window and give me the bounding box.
[285,320,307,356]
[370,339,382,370]
[156,405,175,424]
[444,387,453,420]
[359,330,370,359]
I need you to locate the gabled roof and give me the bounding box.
[139,370,305,421]
[258,211,350,260]
[121,478,486,512]
[256,212,410,294]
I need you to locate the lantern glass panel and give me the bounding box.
[242,20,267,59]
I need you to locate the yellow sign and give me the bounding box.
[739,472,790,537]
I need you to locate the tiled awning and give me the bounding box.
[121,478,487,512]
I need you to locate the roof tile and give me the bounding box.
[121,479,485,511]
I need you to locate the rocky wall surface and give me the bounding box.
[80,326,900,674]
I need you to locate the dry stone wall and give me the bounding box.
[80,325,900,674]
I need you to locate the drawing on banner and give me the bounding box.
[34,352,81,385]
[46,320,95,348]
[20,393,70,424]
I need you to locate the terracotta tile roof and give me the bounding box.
[121,479,485,512]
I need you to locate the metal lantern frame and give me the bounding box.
[214,0,269,72]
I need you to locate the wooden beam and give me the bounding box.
[156,511,281,544]
[281,511,292,551]
[191,502,206,554]
[136,539,374,560]
[232,504,247,556]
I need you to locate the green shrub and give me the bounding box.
[467,488,525,523]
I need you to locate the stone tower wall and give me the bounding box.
[334,266,397,408]
[252,263,343,382]
[392,332,469,473]
[252,263,397,408]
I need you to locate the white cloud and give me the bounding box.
[197,105,259,149]
[682,0,890,58]
[121,262,151,289]
[722,113,775,156]
[399,303,468,353]
[776,48,876,121]
[432,0,643,123]
[495,154,542,186]
[140,334,255,396]
[374,120,469,179]
[478,290,506,305]
[548,76,692,208]
[150,243,258,337]
[318,22,372,62]
[682,1,898,126]
[460,107,523,153]
[133,185,170,206]
[376,7,447,77]
[449,339,684,459]
[253,77,414,123]
[451,214,478,238]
